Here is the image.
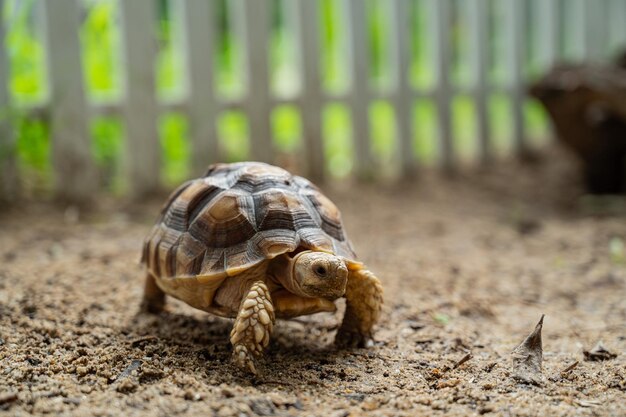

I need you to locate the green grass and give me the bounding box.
[2,0,551,195]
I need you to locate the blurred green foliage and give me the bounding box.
[2,0,551,193]
[217,110,249,163]
[323,103,353,177]
[5,0,46,103]
[81,0,119,100]
[272,105,301,153]
[15,116,50,191]
[91,116,122,190]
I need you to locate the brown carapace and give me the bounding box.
[141,162,383,373]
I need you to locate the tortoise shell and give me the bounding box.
[142,162,357,282]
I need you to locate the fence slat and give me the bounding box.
[239,0,273,163]
[43,0,97,202]
[120,0,160,195]
[430,0,454,171]
[567,0,586,61]
[296,0,325,180]
[180,0,218,175]
[13,0,626,193]
[504,0,526,153]
[390,0,415,176]
[346,0,372,177]
[538,0,559,68]
[584,0,606,61]
[0,0,17,201]
[609,0,626,54]
[468,0,491,163]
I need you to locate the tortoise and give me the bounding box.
[141,162,383,373]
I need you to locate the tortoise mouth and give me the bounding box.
[300,283,346,300]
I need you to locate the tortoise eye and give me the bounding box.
[315,266,327,277]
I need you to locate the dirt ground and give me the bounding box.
[1,149,625,417]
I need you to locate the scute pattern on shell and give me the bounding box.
[143,162,357,279]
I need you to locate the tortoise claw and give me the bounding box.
[335,268,382,349]
[335,330,372,349]
[232,345,257,374]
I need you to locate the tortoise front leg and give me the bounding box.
[230,281,275,374]
[140,272,166,314]
[335,268,383,348]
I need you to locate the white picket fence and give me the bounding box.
[1,0,626,202]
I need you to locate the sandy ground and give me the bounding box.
[1,149,625,416]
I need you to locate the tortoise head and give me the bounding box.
[273,250,348,300]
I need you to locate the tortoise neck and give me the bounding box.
[267,251,311,297]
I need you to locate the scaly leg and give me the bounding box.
[140,272,166,314]
[335,268,383,348]
[230,281,275,374]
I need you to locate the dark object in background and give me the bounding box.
[530,64,626,194]
[584,107,626,193]
[614,49,626,70]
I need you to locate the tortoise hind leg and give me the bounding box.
[140,272,166,314]
[230,281,275,374]
[335,268,383,348]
